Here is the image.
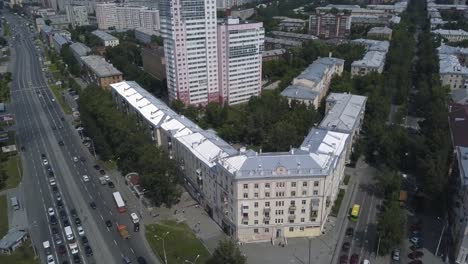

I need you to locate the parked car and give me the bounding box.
[108,181,115,188]
[99,169,106,175]
[84,246,93,256]
[340,255,348,264]
[342,242,350,252]
[77,226,85,236]
[48,207,55,216]
[410,237,421,244]
[90,202,96,209]
[408,251,424,259]
[81,236,88,246]
[93,165,100,170]
[53,233,63,245]
[75,217,81,226]
[82,175,90,182]
[70,209,77,218]
[392,249,400,261]
[50,215,58,225]
[350,254,359,264]
[136,257,147,264]
[105,220,112,227]
[57,245,66,256]
[408,260,422,264]
[345,227,354,237]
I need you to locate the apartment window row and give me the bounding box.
[243,181,320,190]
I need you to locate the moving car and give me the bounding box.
[392,249,400,261]
[48,207,55,216]
[77,226,85,236]
[73,156,78,162]
[90,202,96,209]
[75,217,81,226]
[46,255,55,264]
[82,175,89,182]
[339,255,348,264]
[105,220,112,227]
[345,227,354,237]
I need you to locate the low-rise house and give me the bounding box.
[0,229,28,255]
[70,42,91,65]
[80,55,123,89]
[134,27,161,44]
[52,34,70,54]
[350,39,389,77]
[281,57,344,108]
[91,30,120,47]
[270,31,317,42]
[367,26,392,40]
[432,29,468,43]
[273,17,307,32]
[262,49,286,62]
[35,17,46,32]
[141,45,166,80]
[265,37,302,50]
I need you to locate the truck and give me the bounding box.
[117,225,130,239]
[69,241,79,255]
[43,240,51,255]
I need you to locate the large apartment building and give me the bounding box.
[350,39,390,77]
[96,2,160,31]
[309,11,351,39]
[437,44,468,90]
[65,5,89,28]
[110,80,366,243]
[217,18,264,105]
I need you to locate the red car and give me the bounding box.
[408,251,424,259]
[350,254,359,264]
[339,255,348,264]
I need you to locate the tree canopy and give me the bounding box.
[207,240,247,264]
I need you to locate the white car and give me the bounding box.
[82,175,90,182]
[410,237,421,244]
[47,207,55,216]
[49,178,56,186]
[46,254,55,264]
[73,157,78,162]
[43,159,49,165]
[51,98,55,102]
[392,249,400,261]
[77,226,85,236]
[104,175,111,182]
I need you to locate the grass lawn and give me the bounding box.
[146,220,210,264]
[0,240,39,264]
[0,155,23,191]
[0,195,8,237]
[49,84,72,115]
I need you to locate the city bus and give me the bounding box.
[350,204,360,222]
[113,192,126,213]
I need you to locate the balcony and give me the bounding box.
[289,205,296,211]
[288,215,296,221]
[264,216,270,221]
[264,207,271,213]
[241,207,249,214]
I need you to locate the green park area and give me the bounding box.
[146,220,211,264]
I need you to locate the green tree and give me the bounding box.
[207,240,247,264]
[377,201,405,255]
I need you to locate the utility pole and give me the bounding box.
[308,238,312,264]
[376,236,381,257]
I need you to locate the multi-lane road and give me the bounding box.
[5,12,159,264]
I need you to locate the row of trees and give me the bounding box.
[78,87,182,207]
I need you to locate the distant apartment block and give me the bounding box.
[217,18,264,105]
[96,2,160,31]
[80,55,123,89]
[264,37,302,50]
[35,17,46,32]
[91,30,120,47]
[319,93,367,162]
[281,57,344,108]
[262,49,286,62]
[367,26,392,40]
[66,5,89,28]
[141,45,166,80]
[277,17,307,32]
[111,80,367,243]
[70,42,91,65]
[437,44,468,90]
[134,27,161,44]
[309,11,351,39]
[432,29,468,43]
[350,39,390,77]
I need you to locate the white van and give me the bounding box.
[43,240,51,254]
[64,226,74,241]
[363,260,370,264]
[10,197,20,210]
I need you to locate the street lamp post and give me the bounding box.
[184,254,200,264]
[155,231,170,264]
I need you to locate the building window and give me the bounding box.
[291,191,296,197]
[265,221,269,225]
[243,193,248,198]
[289,219,294,223]
[300,227,305,231]
[313,190,318,195]
[254,211,258,216]
[265,202,270,207]
[301,209,306,214]
[291,201,295,205]
[303,182,308,187]
[265,192,270,197]
[254,202,258,208]
[254,228,259,233]
[254,220,258,225]
[265,228,270,233]
[301,218,305,222]
[291,182,296,187]
[254,183,259,188]
[302,190,307,196]
[314,181,319,187]
[265,183,270,188]
[254,193,259,198]
[243,184,248,189]
[243,220,248,225]
[289,227,294,232]
[302,200,306,205]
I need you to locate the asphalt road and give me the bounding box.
[332,164,382,264]
[5,12,159,264]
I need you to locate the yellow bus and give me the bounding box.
[350,204,360,221]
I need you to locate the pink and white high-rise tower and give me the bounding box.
[160,0,220,105]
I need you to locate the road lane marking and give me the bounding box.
[109,211,112,216]
[107,227,110,232]
[114,240,117,246]
[100,214,104,220]
[130,248,135,254]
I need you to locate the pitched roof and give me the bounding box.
[449,103,468,147]
[319,93,367,133]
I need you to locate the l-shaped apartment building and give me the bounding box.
[110,81,366,243]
